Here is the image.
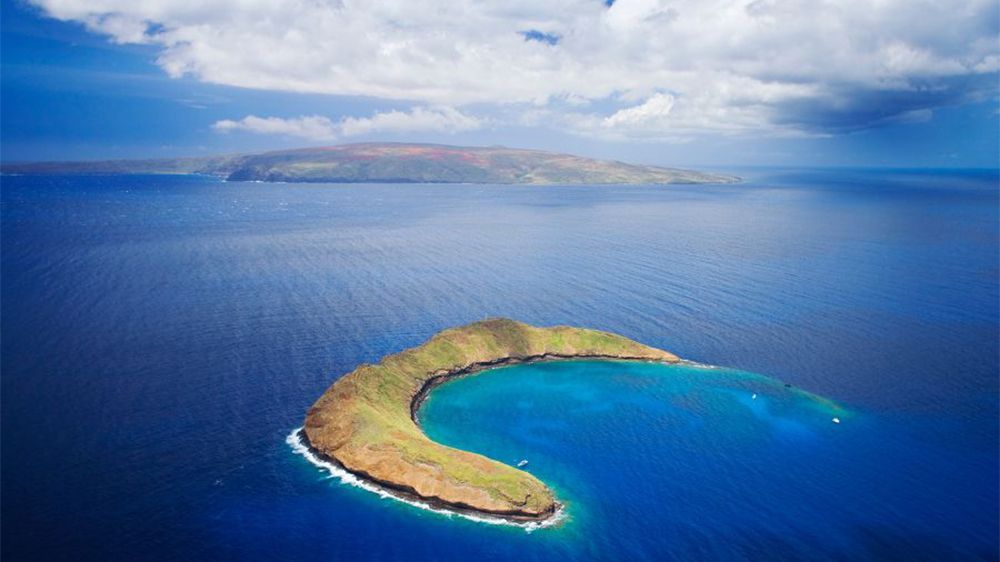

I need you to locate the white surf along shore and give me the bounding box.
[286,428,566,532]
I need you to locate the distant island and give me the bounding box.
[1,143,738,185]
[300,318,680,523]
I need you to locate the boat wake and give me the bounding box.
[286,428,564,532]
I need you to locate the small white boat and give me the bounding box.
[517,459,529,468]
[752,393,757,400]
[832,417,841,424]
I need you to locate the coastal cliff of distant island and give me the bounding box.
[2,143,738,185]
[301,318,680,522]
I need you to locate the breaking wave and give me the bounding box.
[286,428,564,532]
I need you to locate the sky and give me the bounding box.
[2,0,998,168]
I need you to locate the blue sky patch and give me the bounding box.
[519,30,560,46]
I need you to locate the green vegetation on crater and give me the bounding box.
[302,318,680,520]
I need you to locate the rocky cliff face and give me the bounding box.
[302,318,680,521]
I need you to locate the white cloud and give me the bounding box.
[212,115,337,141]
[212,107,484,140]
[30,0,1000,138]
[339,106,484,136]
[603,93,675,128]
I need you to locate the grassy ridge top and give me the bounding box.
[303,318,680,519]
[3,142,738,185]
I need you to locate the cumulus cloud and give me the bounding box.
[212,107,484,140]
[603,93,675,128]
[213,115,337,140]
[339,106,484,136]
[29,0,1000,138]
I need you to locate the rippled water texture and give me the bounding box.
[2,169,997,560]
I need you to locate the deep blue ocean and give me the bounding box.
[2,169,997,561]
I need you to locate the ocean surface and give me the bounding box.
[2,169,997,561]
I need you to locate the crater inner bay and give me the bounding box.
[295,318,846,527]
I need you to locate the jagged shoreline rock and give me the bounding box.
[302,318,680,522]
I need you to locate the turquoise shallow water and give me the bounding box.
[2,169,996,560]
[420,361,854,556]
